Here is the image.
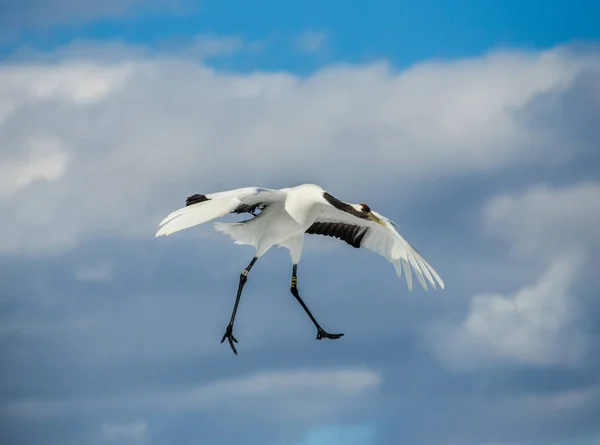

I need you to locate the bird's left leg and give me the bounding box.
[289,265,344,340]
[221,256,258,354]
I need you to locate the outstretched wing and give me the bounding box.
[306,205,444,291]
[156,187,286,237]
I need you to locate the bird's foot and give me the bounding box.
[220,324,239,355]
[316,329,344,340]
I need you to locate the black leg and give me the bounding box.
[289,264,344,340]
[221,256,258,354]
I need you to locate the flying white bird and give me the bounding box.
[156,183,443,354]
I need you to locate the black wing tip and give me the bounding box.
[185,194,210,206]
[306,222,368,249]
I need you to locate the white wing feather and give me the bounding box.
[155,187,285,237]
[313,206,444,291]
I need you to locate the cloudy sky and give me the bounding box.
[1,1,600,444]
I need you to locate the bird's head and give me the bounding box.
[354,203,386,226]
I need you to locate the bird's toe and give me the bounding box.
[221,325,239,354]
[316,329,344,340]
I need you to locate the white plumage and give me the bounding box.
[156,183,443,291]
[156,183,443,354]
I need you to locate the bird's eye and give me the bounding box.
[361,204,371,213]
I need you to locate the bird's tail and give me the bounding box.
[213,222,257,246]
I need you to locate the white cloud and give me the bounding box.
[432,253,587,369]
[0,42,598,254]
[295,424,376,445]
[181,34,266,59]
[0,137,69,197]
[430,182,600,370]
[5,368,381,422]
[295,30,329,54]
[484,182,600,258]
[193,368,380,399]
[102,420,148,444]
[0,61,133,102]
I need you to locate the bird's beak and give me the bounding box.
[368,212,386,226]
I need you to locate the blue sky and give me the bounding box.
[3,0,600,69]
[1,1,600,445]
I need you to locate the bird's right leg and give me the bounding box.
[221,256,258,355]
[289,265,344,341]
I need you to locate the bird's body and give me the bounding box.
[156,183,443,354]
[216,197,306,262]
